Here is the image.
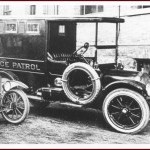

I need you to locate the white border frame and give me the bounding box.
[0,1,150,149]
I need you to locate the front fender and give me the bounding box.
[103,80,147,96]
[3,80,28,91]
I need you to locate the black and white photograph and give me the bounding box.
[0,1,150,148]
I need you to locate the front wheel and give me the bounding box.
[102,88,150,134]
[1,89,30,124]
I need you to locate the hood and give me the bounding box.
[102,69,150,86]
[103,69,139,80]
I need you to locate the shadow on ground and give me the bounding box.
[29,103,111,131]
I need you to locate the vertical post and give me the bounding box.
[95,22,98,63]
[115,23,119,64]
[118,5,121,18]
[118,5,121,32]
[115,5,121,64]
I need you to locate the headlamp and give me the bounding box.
[3,81,11,92]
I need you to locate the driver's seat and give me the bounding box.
[47,52,68,65]
[47,52,68,75]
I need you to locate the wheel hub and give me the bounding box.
[122,108,128,114]
[11,102,17,110]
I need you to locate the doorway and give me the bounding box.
[48,22,76,54]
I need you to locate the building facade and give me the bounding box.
[0,4,150,70]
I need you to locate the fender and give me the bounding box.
[3,80,28,92]
[0,70,19,80]
[103,80,147,95]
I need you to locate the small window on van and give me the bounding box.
[26,23,40,34]
[5,23,17,33]
[58,25,65,36]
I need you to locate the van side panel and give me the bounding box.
[0,19,46,60]
[0,19,47,91]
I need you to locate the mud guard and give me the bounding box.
[0,70,19,80]
[103,80,147,95]
[3,80,28,92]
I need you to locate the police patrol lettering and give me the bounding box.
[13,62,40,71]
[0,60,40,71]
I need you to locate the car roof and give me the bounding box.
[0,15,125,23]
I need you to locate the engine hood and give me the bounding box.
[103,69,139,80]
[100,69,148,87]
[101,69,150,97]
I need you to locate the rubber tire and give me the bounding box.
[1,89,30,124]
[102,88,150,134]
[62,62,101,105]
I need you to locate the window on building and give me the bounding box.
[131,5,150,9]
[80,5,103,15]
[54,5,59,15]
[43,5,48,15]
[98,5,104,12]
[85,6,96,14]
[143,5,150,8]
[137,6,143,9]
[30,5,36,15]
[3,5,11,15]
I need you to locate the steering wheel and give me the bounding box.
[73,42,89,55]
[72,42,90,64]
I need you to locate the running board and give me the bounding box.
[27,95,43,101]
[60,102,83,108]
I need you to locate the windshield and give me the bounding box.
[76,22,117,64]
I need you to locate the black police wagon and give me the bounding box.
[0,15,149,134]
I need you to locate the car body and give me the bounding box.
[0,16,149,134]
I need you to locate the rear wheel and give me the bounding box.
[102,88,150,134]
[1,89,30,124]
[62,62,101,105]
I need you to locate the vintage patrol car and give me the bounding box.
[0,15,149,134]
